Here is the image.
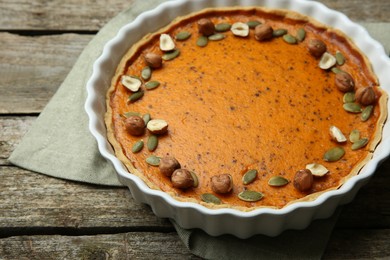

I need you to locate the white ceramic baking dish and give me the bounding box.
[85,0,390,238]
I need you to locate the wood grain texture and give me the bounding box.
[0,33,92,113]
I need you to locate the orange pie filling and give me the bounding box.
[105,7,388,210]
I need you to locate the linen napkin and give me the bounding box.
[9,0,390,258]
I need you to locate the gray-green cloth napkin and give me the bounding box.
[9,0,390,258]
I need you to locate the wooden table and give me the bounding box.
[1,0,389,258]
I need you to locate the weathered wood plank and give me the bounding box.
[0,0,389,32]
[0,167,172,231]
[0,33,92,113]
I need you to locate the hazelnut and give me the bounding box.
[335,72,355,93]
[171,169,194,189]
[159,156,181,177]
[254,24,273,41]
[211,174,233,194]
[124,115,145,136]
[147,119,168,135]
[197,18,215,36]
[144,53,162,69]
[307,39,327,58]
[355,86,376,105]
[293,169,313,192]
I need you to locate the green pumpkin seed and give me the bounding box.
[296,28,306,42]
[246,20,261,29]
[215,23,231,32]
[351,138,369,150]
[323,147,345,162]
[331,67,344,74]
[201,193,221,204]
[361,105,374,121]
[272,29,287,37]
[123,111,141,117]
[142,113,151,125]
[343,103,362,113]
[238,190,264,202]
[141,66,152,81]
[196,36,208,47]
[190,171,199,188]
[242,169,258,185]
[128,91,144,102]
[208,33,225,41]
[343,92,355,103]
[335,51,345,65]
[147,135,158,151]
[175,31,191,41]
[145,81,160,90]
[268,176,289,187]
[162,49,180,61]
[283,34,297,44]
[145,155,160,166]
[131,140,144,153]
[349,129,360,143]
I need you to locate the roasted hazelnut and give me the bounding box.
[254,24,273,41]
[293,169,313,192]
[124,115,145,136]
[211,174,233,194]
[144,53,162,69]
[335,71,355,93]
[159,156,181,177]
[197,18,215,36]
[307,39,327,58]
[171,169,194,189]
[355,86,376,105]
[147,119,168,135]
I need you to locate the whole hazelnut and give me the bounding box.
[335,71,355,93]
[197,18,215,36]
[254,24,273,41]
[171,169,194,189]
[355,86,376,105]
[211,174,233,194]
[124,115,145,136]
[293,169,313,192]
[307,39,327,58]
[144,53,162,69]
[159,156,181,177]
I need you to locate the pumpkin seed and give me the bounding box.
[147,135,158,151]
[145,81,160,90]
[190,171,199,188]
[201,193,221,204]
[215,23,231,32]
[131,140,144,153]
[351,138,369,150]
[196,36,208,47]
[335,51,345,65]
[349,129,360,143]
[361,105,374,121]
[162,49,180,61]
[242,169,258,185]
[175,31,191,41]
[306,163,329,177]
[128,91,144,102]
[331,67,344,74]
[145,155,160,166]
[268,176,289,187]
[272,29,287,37]
[142,113,151,125]
[283,34,297,44]
[246,20,261,29]
[141,66,152,81]
[238,190,264,202]
[296,28,306,42]
[208,33,225,41]
[323,147,345,162]
[343,92,355,103]
[123,111,141,117]
[343,103,362,113]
